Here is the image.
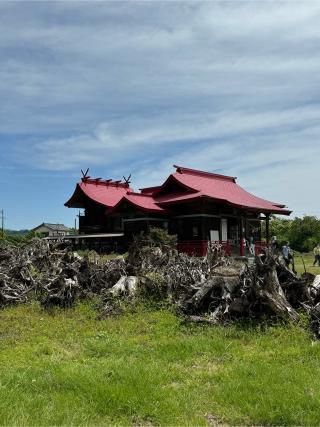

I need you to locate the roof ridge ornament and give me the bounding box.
[79,169,132,188]
[81,168,90,181]
[123,174,132,187]
[173,164,237,182]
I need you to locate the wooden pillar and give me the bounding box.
[200,216,206,241]
[266,214,270,246]
[240,216,245,256]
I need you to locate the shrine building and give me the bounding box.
[65,165,291,256]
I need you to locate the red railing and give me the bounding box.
[177,240,268,257]
[177,240,232,257]
[254,241,268,256]
[177,240,207,256]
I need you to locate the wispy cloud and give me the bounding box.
[0,1,319,227]
[18,104,320,172]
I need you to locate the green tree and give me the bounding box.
[262,216,320,252]
[288,216,320,252]
[262,217,291,245]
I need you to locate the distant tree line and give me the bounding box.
[0,229,35,245]
[262,216,320,252]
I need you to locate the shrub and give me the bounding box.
[148,227,177,249]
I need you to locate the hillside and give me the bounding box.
[4,229,29,236]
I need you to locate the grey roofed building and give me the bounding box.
[32,223,72,237]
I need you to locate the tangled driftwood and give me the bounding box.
[0,239,125,308]
[103,239,320,335]
[1,237,320,336]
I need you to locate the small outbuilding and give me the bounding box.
[33,223,71,238]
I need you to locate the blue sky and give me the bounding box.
[1,1,319,229]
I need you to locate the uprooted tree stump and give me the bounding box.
[1,236,320,337]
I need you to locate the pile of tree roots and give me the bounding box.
[1,237,320,336]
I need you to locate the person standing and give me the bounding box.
[313,244,320,267]
[282,241,293,268]
[271,236,279,251]
[248,233,255,255]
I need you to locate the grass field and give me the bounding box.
[292,252,320,275]
[1,303,320,426]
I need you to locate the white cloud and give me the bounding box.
[0,1,319,133]
[1,0,319,221]
[19,103,320,170]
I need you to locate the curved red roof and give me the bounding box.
[110,192,166,214]
[154,166,291,214]
[65,179,133,209]
[65,166,291,216]
[140,186,162,195]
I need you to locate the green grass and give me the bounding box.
[294,252,320,275]
[1,304,320,425]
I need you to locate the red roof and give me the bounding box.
[111,192,166,213]
[153,166,290,214]
[65,166,291,215]
[140,186,162,195]
[65,178,133,209]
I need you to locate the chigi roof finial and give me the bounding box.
[123,174,132,187]
[81,168,90,181]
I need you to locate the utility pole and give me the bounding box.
[1,210,4,239]
[75,210,81,234]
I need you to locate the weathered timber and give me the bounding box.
[0,238,319,337]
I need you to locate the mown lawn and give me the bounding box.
[1,303,320,426]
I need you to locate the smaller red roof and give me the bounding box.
[140,186,162,195]
[110,192,166,214]
[65,178,133,209]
